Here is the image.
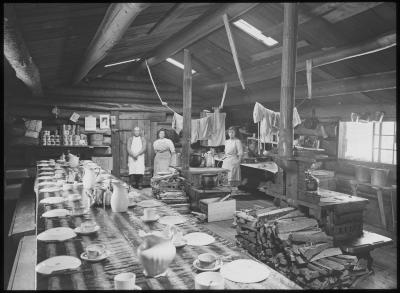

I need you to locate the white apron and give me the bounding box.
[128,136,145,175]
[222,139,242,185]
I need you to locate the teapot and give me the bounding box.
[137,227,176,277]
[110,181,129,212]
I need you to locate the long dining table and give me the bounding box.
[34,159,301,290]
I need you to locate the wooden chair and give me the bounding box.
[7,235,36,290]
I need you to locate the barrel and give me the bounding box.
[89,133,104,146]
[370,168,390,186]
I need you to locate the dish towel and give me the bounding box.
[172,112,183,134]
[191,119,200,143]
[206,112,226,146]
[198,116,213,140]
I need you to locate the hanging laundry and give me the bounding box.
[172,112,183,134]
[191,119,200,143]
[206,112,226,146]
[198,116,213,140]
[253,102,302,143]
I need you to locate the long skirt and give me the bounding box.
[222,156,241,186]
[154,151,171,175]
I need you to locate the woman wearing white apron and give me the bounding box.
[127,126,147,189]
[222,127,243,187]
[153,129,175,175]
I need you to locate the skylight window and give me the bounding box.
[166,58,196,74]
[233,19,278,47]
[104,58,141,67]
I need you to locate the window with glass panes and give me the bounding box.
[372,121,396,164]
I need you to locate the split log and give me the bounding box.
[299,243,332,261]
[73,3,150,84]
[276,217,319,234]
[290,231,333,244]
[4,5,43,96]
[310,247,342,262]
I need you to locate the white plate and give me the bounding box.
[36,256,81,275]
[193,258,223,272]
[183,232,215,246]
[80,250,110,262]
[38,181,55,187]
[140,215,160,223]
[42,209,71,218]
[67,193,82,201]
[39,167,53,171]
[38,176,54,180]
[40,196,66,205]
[37,227,76,242]
[136,200,163,208]
[40,187,62,193]
[38,164,50,167]
[220,259,270,283]
[38,172,55,176]
[74,225,100,235]
[159,215,187,226]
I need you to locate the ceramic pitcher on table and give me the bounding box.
[137,227,176,277]
[68,153,79,168]
[110,181,129,212]
[81,165,101,190]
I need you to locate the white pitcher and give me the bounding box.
[68,154,79,168]
[81,166,100,190]
[110,181,129,212]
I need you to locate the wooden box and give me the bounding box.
[199,197,236,222]
[187,185,231,211]
[183,167,229,188]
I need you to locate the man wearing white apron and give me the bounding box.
[127,126,147,189]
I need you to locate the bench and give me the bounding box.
[7,235,36,290]
[8,197,36,239]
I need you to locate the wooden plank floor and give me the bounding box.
[201,191,397,290]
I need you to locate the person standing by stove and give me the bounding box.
[127,126,147,189]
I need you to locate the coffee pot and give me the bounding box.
[204,151,215,168]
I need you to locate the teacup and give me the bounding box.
[195,272,224,289]
[86,243,106,259]
[143,208,157,220]
[81,220,97,233]
[114,272,136,290]
[197,253,217,269]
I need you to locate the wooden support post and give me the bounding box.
[182,49,192,171]
[111,111,120,177]
[279,3,298,159]
[279,3,299,206]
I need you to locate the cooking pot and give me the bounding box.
[201,174,218,189]
[353,164,370,183]
[370,168,390,186]
[190,153,203,167]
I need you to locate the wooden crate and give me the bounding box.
[186,185,231,211]
[183,167,229,188]
[199,197,236,222]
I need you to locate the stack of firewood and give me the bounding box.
[234,207,369,289]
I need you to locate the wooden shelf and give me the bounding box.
[14,145,110,148]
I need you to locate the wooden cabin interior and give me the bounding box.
[3,2,397,290]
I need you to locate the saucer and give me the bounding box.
[140,215,160,223]
[80,250,110,262]
[74,225,100,235]
[193,258,223,272]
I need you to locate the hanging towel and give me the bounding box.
[191,119,200,143]
[172,112,183,134]
[198,116,213,140]
[206,112,226,146]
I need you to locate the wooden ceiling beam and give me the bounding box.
[147,3,184,35]
[79,79,178,92]
[72,3,149,85]
[226,71,396,106]
[135,3,259,71]
[4,4,43,97]
[204,31,396,90]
